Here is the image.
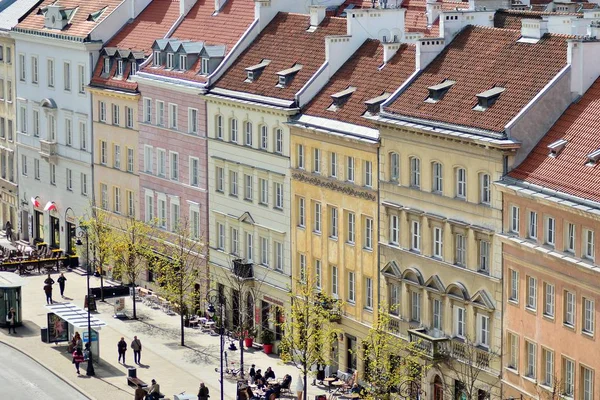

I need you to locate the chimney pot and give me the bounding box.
[310,5,327,27]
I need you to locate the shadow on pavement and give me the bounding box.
[12,320,41,338]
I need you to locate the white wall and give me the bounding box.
[439,10,494,40]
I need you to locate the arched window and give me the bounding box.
[479,173,491,205]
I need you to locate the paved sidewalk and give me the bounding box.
[0,271,332,400]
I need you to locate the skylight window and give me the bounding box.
[425,80,455,103]
[548,139,567,158]
[473,86,505,112]
[586,149,600,166]
[327,87,356,111]
[245,60,271,83]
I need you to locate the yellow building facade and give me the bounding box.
[290,125,378,374]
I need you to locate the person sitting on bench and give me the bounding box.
[146,379,160,400]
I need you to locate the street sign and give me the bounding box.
[82,330,98,343]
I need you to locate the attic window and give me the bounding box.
[425,80,455,103]
[131,62,138,76]
[586,149,600,166]
[179,55,187,71]
[364,93,391,114]
[153,51,160,67]
[245,60,271,83]
[473,86,505,112]
[547,139,567,158]
[327,86,356,111]
[276,64,302,88]
[167,53,174,69]
[103,57,110,74]
[201,58,210,75]
[88,7,107,22]
[117,60,123,76]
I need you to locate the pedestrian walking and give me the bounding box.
[118,337,127,364]
[131,335,142,365]
[72,348,85,374]
[57,273,67,298]
[44,273,54,305]
[198,382,209,400]
[6,307,16,334]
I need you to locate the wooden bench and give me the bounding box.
[127,376,148,388]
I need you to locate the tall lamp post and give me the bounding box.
[75,225,95,377]
[207,289,226,400]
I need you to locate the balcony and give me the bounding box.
[39,139,58,162]
[316,294,342,323]
[232,259,254,280]
[408,328,449,361]
[449,339,491,370]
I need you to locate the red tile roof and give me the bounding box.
[509,78,600,203]
[494,10,543,29]
[303,40,416,128]
[214,13,347,102]
[402,0,467,36]
[384,26,569,133]
[141,0,256,83]
[107,0,180,55]
[16,0,124,38]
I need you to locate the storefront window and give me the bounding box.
[35,211,44,242]
[50,216,59,248]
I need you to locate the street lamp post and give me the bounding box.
[207,289,225,400]
[75,225,95,377]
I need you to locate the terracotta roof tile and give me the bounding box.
[303,40,416,128]
[214,13,347,102]
[494,10,543,29]
[16,0,124,38]
[384,26,569,133]
[509,78,600,203]
[402,0,467,36]
[141,0,256,83]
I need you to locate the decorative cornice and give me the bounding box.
[292,170,376,201]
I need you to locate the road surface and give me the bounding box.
[0,342,89,399]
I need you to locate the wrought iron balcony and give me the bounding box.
[408,327,449,360]
[232,259,253,280]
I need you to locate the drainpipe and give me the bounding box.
[376,142,381,319]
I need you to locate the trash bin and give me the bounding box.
[40,328,48,343]
[128,368,137,379]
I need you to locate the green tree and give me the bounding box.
[279,275,340,400]
[81,207,116,301]
[112,217,156,319]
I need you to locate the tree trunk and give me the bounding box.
[180,294,185,346]
[100,267,105,302]
[132,283,137,319]
[303,371,308,400]
[239,337,244,377]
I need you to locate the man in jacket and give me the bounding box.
[147,379,160,400]
[57,273,67,298]
[131,336,142,365]
[118,337,127,364]
[198,382,209,400]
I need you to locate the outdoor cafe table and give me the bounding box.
[324,377,336,392]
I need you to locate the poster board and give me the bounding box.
[47,313,68,343]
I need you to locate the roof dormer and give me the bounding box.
[586,149,600,166]
[547,139,567,158]
[43,4,77,30]
[276,64,302,88]
[473,86,505,112]
[425,79,455,103]
[87,6,107,22]
[364,93,391,114]
[327,86,356,111]
[245,60,271,82]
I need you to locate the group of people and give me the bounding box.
[118,336,143,365]
[134,379,161,400]
[43,272,67,304]
[69,332,91,374]
[244,365,295,400]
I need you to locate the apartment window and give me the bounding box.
[215,166,224,192]
[313,202,321,233]
[229,171,238,196]
[390,152,400,181]
[432,298,442,330]
[455,234,466,266]
[479,240,490,273]
[170,202,179,231]
[188,108,198,134]
[0,79,4,100]
[348,272,355,303]
[297,144,304,169]
[34,159,40,180]
[527,276,537,310]
[275,241,283,271]
[365,278,373,310]
[315,259,322,289]
[19,106,26,133]
[411,220,420,252]
[33,110,39,137]
[47,59,54,87]
[432,162,443,193]
[546,217,556,246]
[100,184,108,210]
[329,206,338,238]
[170,152,179,181]
[103,57,110,74]
[5,46,9,64]
[131,62,138,76]
[389,215,399,245]
[65,118,72,146]
[508,333,519,370]
[313,148,321,173]
[566,223,576,253]
[433,227,443,259]
[112,104,120,126]
[216,115,223,139]
[145,194,154,222]
[127,148,134,173]
[563,358,574,397]
[526,341,536,378]
[254,123,264,148]
[245,233,253,261]
[582,366,593,400]
[201,58,209,75]
[330,152,337,178]
[127,191,134,216]
[510,205,520,233]
[244,121,253,146]
[166,53,174,69]
[364,217,373,250]
[231,228,239,255]
[8,119,13,141]
[18,54,25,81]
[99,101,106,122]
[478,314,490,348]
[584,298,595,334]
[114,187,121,214]
[528,211,538,239]
[190,209,200,240]
[216,223,225,250]
[21,155,27,176]
[112,145,122,170]
[410,157,420,188]
[411,291,421,322]
[144,98,151,123]
[544,283,555,317]
[6,81,10,102]
[564,291,575,327]
[585,229,595,260]
[454,306,465,336]
[540,348,555,387]
[298,197,305,227]
[79,121,87,150]
[510,269,519,302]
[78,64,85,94]
[259,236,269,266]
[230,118,238,142]
[169,104,177,129]
[64,62,71,91]
[81,173,87,196]
[156,101,164,126]
[157,198,166,228]
[480,173,491,204]
[179,54,187,71]
[346,156,355,182]
[66,168,72,191]
[31,56,38,84]
[244,174,253,200]
[190,158,199,187]
[0,117,5,138]
[258,179,268,204]
[332,266,338,296]
[144,145,153,173]
[390,284,400,314]
[275,128,283,154]
[274,182,283,209]
[347,212,355,244]
[100,141,107,165]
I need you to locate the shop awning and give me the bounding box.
[0,271,25,288]
[45,303,106,330]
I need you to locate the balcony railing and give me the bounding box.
[450,339,491,369]
[232,259,253,280]
[408,328,449,360]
